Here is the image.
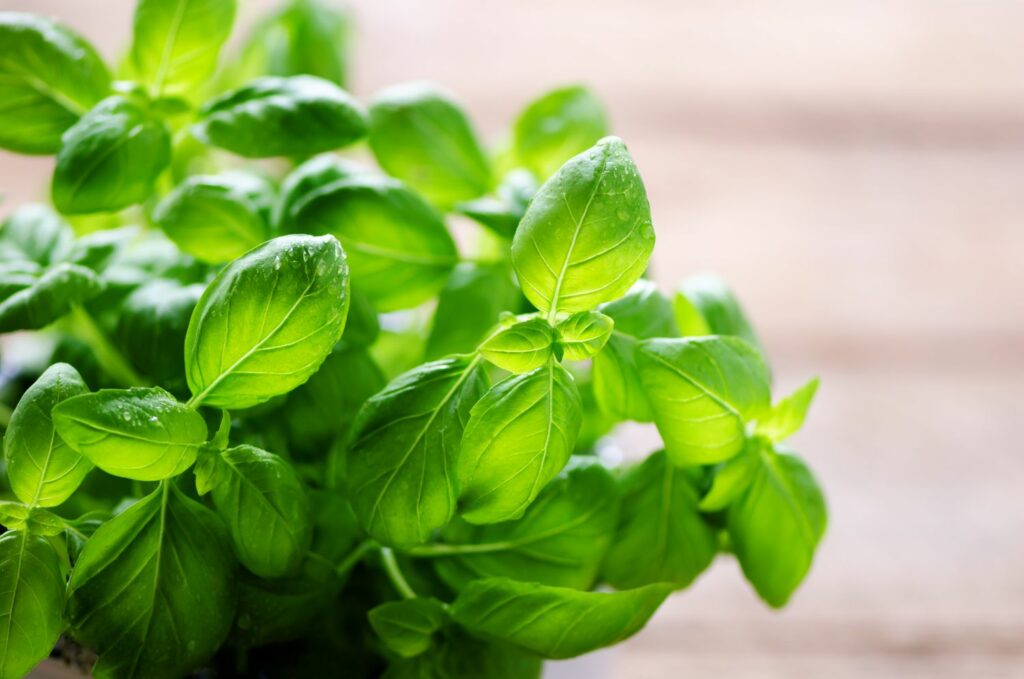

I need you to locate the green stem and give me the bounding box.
[335,540,376,577]
[404,541,515,558]
[68,304,148,387]
[380,547,416,600]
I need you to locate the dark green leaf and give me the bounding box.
[52,387,208,480]
[556,310,613,360]
[0,12,110,154]
[51,95,171,214]
[275,154,369,230]
[0,263,102,333]
[425,263,521,360]
[0,531,65,679]
[513,85,608,181]
[0,204,74,264]
[478,317,556,374]
[194,75,367,158]
[757,377,820,442]
[184,234,350,410]
[674,274,763,351]
[458,362,582,524]
[384,626,541,679]
[454,169,538,240]
[369,597,446,658]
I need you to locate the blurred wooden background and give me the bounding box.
[2,0,1023,677]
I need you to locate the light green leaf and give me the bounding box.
[479,317,556,374]
[369,597,446,658]
[51,95,171,214]
[674,274,763,351]
[0,503,67,536]
[205,445,311,578]
[4,363,91,507]
[451,577,672,659]
[599,278,678,338]
[513,85,608,181]
[153,172,274,264]
[52,387,208,481]
[728,447,827,607]
[697,442,760,512]
[425,262,521,360]
[602,451,717,589]
[0,12,110,154]
[347,356,488,548]
[636,337,771,466]
[454,169,538,240]
[511,137,654,317]
[556,310,613,360]
[368,82,491,207]
[758,377,820,442]
[458,362,582,524]
[67,483,236,679]
[0,263,102,333]
[184,234,350,410]
[431,461,619,590]
[0,204,74,264]
[194,75,367,158]
[131,0,236,98]
[0,531,65,679]
[274,154,369,230]
[289,175,457,311]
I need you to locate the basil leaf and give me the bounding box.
[458,362,582,524]
[454,169,538,240]
[131,0,236,98]
[600,278,678,338]
[369,597,446,658]
[0,204,74,264]
[556,310,613,360]
[67,483,236,679]
[384,626,541,679]
[52,387,208,481]
[511,137,654,316]
[425,263,521,360]
[513,85,608,181]
[451,577,672,659]
[368,82,491,207]
[348,356,488,548]
[52,95,171,214]
[0,262,102,333]
[757,377,820,442]
[153,172,274,264]
[479,317,556,374]
[0,531,65,679]
[603,451,717,589]
[433,461,619,590]
[184,234,350,410]
[0,12,110,154]
[194,76,367,158]
[674,274,763,351]
[4,363,91,507]
[697,442,760,512]
[728,447,827,607]
[204,445,312,578]
[342,288,381,347]
[290,175,457,311]
[275,154,369,230]
[636,337,771,466]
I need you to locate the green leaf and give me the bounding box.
[341,287,381,347]
[131,0,236,98]
[636,337,771,465]
[451,577,672,659]
[602,451,717,589]
[347,356,488,548]
[600,278,678,338]
[513,85,608,181]
[0,531,65,679]
[458,362,582,524]
[454,169,538,240]
[511,137,654,317]
[369,597,446,658]
[556,310,613,360]
[194,75,367,158]
[727,447,827,607]
[52,387,208,481]
[205,445,312,578]
[275,154,369,230]
[697,442,760,512]
[0,204,74,264]
[758,377,820,442]
[51,95,171,214]
[184,234,350,410]
[479,317,556,374]
[153,172,274,264]
[0,263,102,333]
[425,263,521,360]
[290,175,457,311]
[368,82,491,207]
[67,483,236,679]
[0,12,111,154]
[431,461,619,590]
[4,363,91,507]
[674,274,763,351]
[384,626,541,679]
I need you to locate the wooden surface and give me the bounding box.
[3,1,1023,677]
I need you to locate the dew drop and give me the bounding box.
[273,256,281,271]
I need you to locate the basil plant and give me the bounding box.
[0,1,827,677]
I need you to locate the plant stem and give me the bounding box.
[404,541,515,558]
[335,540,377,577]
[380,547,416,600]
[68,304,148,387]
